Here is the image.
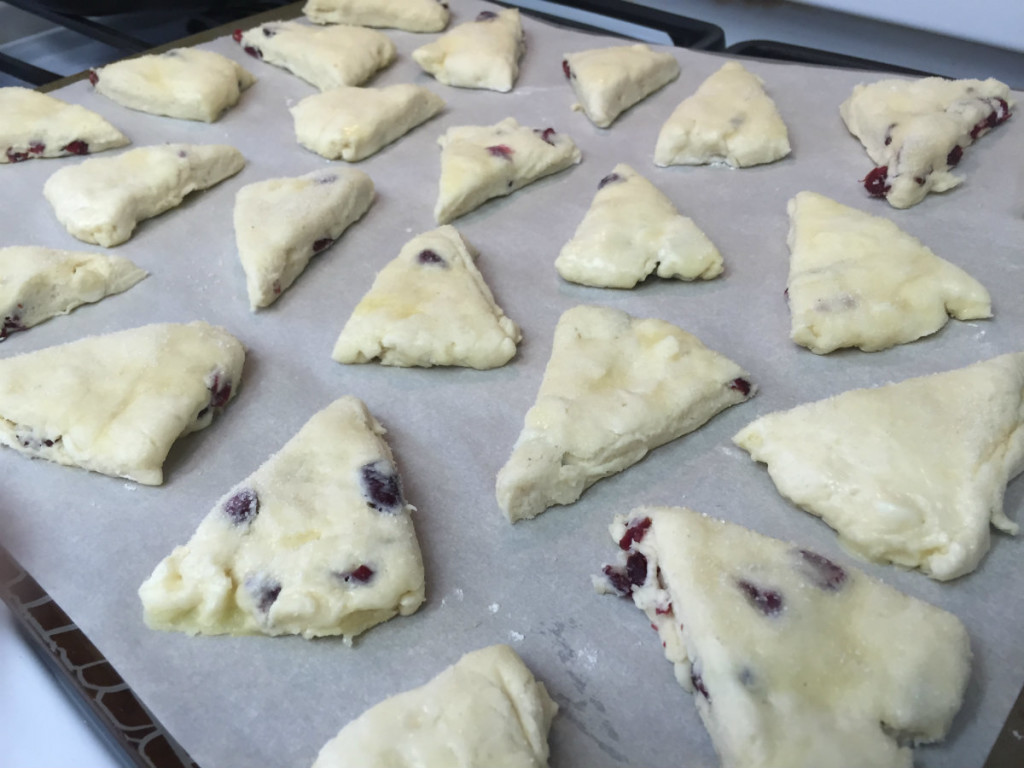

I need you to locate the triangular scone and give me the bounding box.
[291,84,444,162]
[42,144,245,247]
[840,77,1014,209]
[138,396,424,640]
[733,353,1024,580]
[562,44,679,128]
[787,191,991,354]
[412,8,525,93]
[303,0,449,32]
[0,87,128,164]
[435,118,581,223]
[333,226,520,368]
[312,645,557,767]
[654,61,791,168]
[496,305,754,522]
[234,168,375,309]
[91,49,255,123]
[0,246,146,341]
[234,21,395,91]
[0,322,244,485]
[598,506,971,768]
[556,164,723,288]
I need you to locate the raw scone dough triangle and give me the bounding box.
[412,8,525,92]
[435,117,581,223]
[303,0,449,32]
[599,506,971,768]
[556,164,723,288]
[787,191,990,353]
[840,76,1014,209]
[312,645,557,767]
[235,21,395,91]
[139,396,425,640]
[333,226,520,368]
[0,246,146,341]
[733,352,1024,580]
[291,84,444,162]
[654,61,791,168]
[43,143,245,247]
[234,167,375,309]
[496,305,754,522]
[91,48,255,122]
[563,43,679,128]
[0,322,244,485]
[0,87,128,164]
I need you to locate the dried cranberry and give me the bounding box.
[247,577,281,613]
[487,144,514,159]
[337,564,375,584]
[5,149,29,163]
[691,670,710,701]
[862,166,890,197]
[476,10,497,20]
[618,517,651,550]
[655,603,673,616]
[728,378,751,396]
[601,564,632,597]
[737,579,783,616]
[87,70,98,85]
[62,140,89,155]
[598,172,623,189]
[222,488,259,525]
[243,46,262,59]
[626,551,647,586]
[913,176,926,186]
[562,59,571,79]
[535,127,556,145]
[361,461,403,513]
[208,372,232,408]
[946,145,963,167]
[796,549,847,591]
[231,28,243,42]
[312,237,334,253]
[1,315,25,341]
[993,97,1011,124]
[417,249,446,266]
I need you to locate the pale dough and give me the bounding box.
[496,305,754,522]
[139,396,425,641]
[556,163,722,288]
[0,87,128,163]
[0,246,146,341]
[236,21,395,91]
[786,191,991,353]
[412,8,525,92]
[43,143,245,247]
[733,352,1024,580]
[291,84,444,162]
[332,225,521,368]
[303,0,449,32]
[312,645,557,768]
[234,167,375,309]
[599,506,971,768]
[92,48,256,122]
[840,76,1014,209]
[435,117,581,224]
[0,322,244,485]
[654,61,791,168]
[563,43,679,128]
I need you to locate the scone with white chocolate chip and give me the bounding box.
[303,0,449,32]
[139,396,425,641]
[412,8,525,92]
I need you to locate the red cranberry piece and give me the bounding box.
[737,578,783,616]
[247,577,281,613]
[862,166,890,197]
[618,516,651,550]
[5,149,30,163]
[947,145,963,167]
[691,669,710,701]
[913,176,926,186]
[62,140,88,155]
[626,551,647,586]
[223,487,259,526]
[993,97,1011,124]
[476,10,497,20]
[655,603,673,616]
[417,249,446,266]
[487,144,514,159]
[336,564,375,584]
[243,45,262,59]
[728,378,751,396]
[1,314,26,341]
[27,142,44,155]
[598,172,623,189]
[534,127,556,145]
[87,69,98,85]
[562,59,571,79]
[796,549,847,591]
[361,460,403,513]
[601,564,632,597]
[232,28,243,42]
[208,372,232,408]
[312,237,334,253]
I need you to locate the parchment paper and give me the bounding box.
[2,3,1023,766]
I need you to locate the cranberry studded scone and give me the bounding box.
[43,143,245,247]
[655,61,791,168]
[412,8,525,93]
[556,164,723,288]
[496,305,754,522]
[303,0,449,32]
[234,168,374,309]
[434,118,581,223]
[0,322,244,485]
[332,226,520,368]
[0,246,146,341]
[786,191,990,353]
[234,21,395,91]
[0,87,128,164]
[90,48,255,122]
[598,506,971,768]
[312,645,557,768]
[291,84,444,162]
[139,396,425,641]
[561,44,679,128]
[733,352,1024,580]
[840,76,1013,208]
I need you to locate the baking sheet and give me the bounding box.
[1,3,1023,766]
